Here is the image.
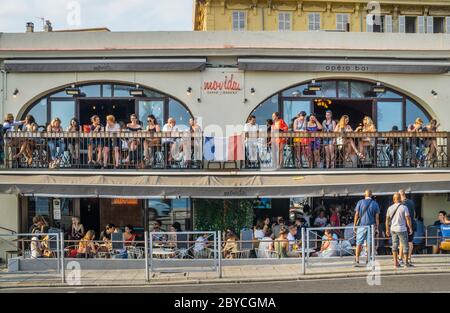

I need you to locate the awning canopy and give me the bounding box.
[0,171,449,198]
[3,58,207,72]
[237,57,450,74]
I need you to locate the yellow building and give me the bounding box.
[194,0,450,33]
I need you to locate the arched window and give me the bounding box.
[23,82,193,129]
[250,79,431,131]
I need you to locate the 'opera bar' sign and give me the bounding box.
[238,58,450,74]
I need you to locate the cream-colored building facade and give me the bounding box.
[1,14,450,261]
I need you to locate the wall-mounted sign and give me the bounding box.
[53,199,61,220]
[202,73,242,95]
[112,198,139,205]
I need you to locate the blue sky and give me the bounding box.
[0,0,194,32]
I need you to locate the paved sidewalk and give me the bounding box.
[0,256,449,288]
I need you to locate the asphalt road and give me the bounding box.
[1,273,449,293]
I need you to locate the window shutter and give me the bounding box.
[447,17,450,33]
[398,15,405,33]
[385,15,393,32]
[366,15,373,32]
[418,16,425,33]
[426,16,434,33]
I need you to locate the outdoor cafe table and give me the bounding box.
[152,248,176,259]
[287,248,316,258]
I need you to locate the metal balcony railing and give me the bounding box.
[1,131,448,170]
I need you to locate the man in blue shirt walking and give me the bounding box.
[353,189,380,266]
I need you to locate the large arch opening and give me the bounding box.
[249,78,432,131]
[21,81,193,129]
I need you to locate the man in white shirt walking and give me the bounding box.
[386,193,413,269]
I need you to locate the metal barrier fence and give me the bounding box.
[149,231,219,278]
[2,229,449,285]
[305,225,375,271]
[0,232,65,282]
[3,130,449,170]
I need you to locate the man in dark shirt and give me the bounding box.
[399,190,416,265]
[434,211,447,226]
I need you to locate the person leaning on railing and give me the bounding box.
[292,111,308,168]
[47,117,66,169]
[407,118,426,167]
[87,115,104,166]
[271,112,289,168]
[334,115,360,165]
[424,119,439,167]
[102,115,121,169]
[305,113,323,168]
[322,110,337,169]
[66,118,81,166]
[189,117,202,167]
[143,114,161,166]
[12,114,38,166]
[124,114,143,167]
[3,113,25,157]
[354,116,377,161]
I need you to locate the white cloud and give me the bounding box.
[0,0,193,32]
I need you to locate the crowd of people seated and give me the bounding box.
[25,196,450,262]
[2,110,443,169]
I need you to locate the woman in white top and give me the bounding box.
[334,115,359,165]
[257,227,274,258]
[253,220,265,240]
[190,118,203,165]
[244,115,259,166]
[102,115,121,168]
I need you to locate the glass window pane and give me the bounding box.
[377,89,402,99]
[350,81,372,98]
[252,95,278,126]
[318,81,337,98]
[148,198,192,230]
[406,99,429,128]
[142,88,164,98]
[377,101,402,131]
[169,99,191,130]
[103,84,113,97]
[338,81,349,98]
[283,100,311,129]
[28,197,50,228]
[49,90,72,98]
[114,85,133,97]
[28,99,47,126]
[50,100,75,129]
[79,85,101,97]
[139,100,164,127]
